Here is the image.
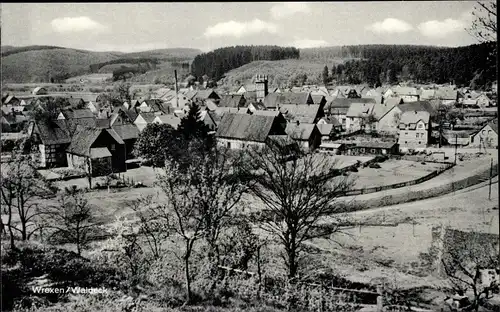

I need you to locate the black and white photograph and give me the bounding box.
[0,2,498,311]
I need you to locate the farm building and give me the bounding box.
[111,123,140,160]
[219,94,246,108]
[66,126,126,176]
[27,120,71,168]
[318,142,346,155]
[264,92,314,110]
[285,122,322,152]
[215,113,287,149]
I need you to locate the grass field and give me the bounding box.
[351,159,445,189]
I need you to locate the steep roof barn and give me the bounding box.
[216,113,285,142]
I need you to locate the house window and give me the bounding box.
[482,130,486,134]
[416,133,419,138]
[405,141,408,144]
[488,130,492,134]
[227,142,231,148]
[405,132,408,135]
[418,123,423,129]
[370,149,376,154]
[418,141,421,145]
[111,144,116,151]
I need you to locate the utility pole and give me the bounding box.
[489,158,493,200]
[454,134,458,165]
[174,70,179,108]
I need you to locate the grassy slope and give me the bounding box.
[1,46,202,83]
[219,58,349,88]
[1,48,122,83]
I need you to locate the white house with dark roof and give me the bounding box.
[345,102,376,132]
[469,121,498,149]
[397,110,431,152]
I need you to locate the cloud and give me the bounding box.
[292,39,329,49]
[418,18,465,38]
[366,18,413,34]
[204,19,278,38]
[270,2,311,20]
[51,16,107,33]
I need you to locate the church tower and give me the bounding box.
[255,74,269,102]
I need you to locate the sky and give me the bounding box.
[0,2,485,53]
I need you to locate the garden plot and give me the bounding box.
[350,160,445,189]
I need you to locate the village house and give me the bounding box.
[371,97,405,134]
[27,120,71,168]
[285,122,322,152]
[192,89,221,106]
[219,94,246,108]
[2,94,22,106]
[476,93,492,107]
[436,88,460,105]
[279,104,324,124]
[327,98,376,129]
[57,108,94,120]
[263,92,314,110]
[134,112,157,132]
[469,120,498,149]
[391,86,420,103]
[152,114,182,129]
[311,94,327,107]
[215,113,287,150]
[397,110,432,153]
[346,141,399,156]
[345,102,376,132]
[110,123,140,159]
[66,126,126,176]
[317,118,342,142]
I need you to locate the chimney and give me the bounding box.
[174,70,179,108]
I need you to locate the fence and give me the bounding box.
[218,266,433,311]
[340,162,455,197]
[349,162,499,209]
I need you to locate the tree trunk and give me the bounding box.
[184,241,192,305]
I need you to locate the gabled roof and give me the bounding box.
[111,123,140,140]
[31,119,71,145]
[264,92,312,109]
[195,89,220,100]
[279,104,322,123]
[216,113,278,142]
[371,103,397,120]
[285,123,317,141]
[384,97,403,107]
[400,111,430,125]
[328,98,376,110]
[61,108,94,119]
[346,103,376,117]
[311,94,326,105]
[136,112,156,123]
[67,126,123,157]
[420,89,436,100]
[436,88,458,100]
[153,114,182,129]
[393,86,418,96]
[90,147,112,159]
[398,101,436,115]
[316,123,334,136]
[251,110,282,117]
[219,94,245,108]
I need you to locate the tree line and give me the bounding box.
[318,42,497,88]
[190,45,300,83]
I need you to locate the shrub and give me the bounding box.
[368,163,381,169]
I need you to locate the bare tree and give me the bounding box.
[441,231,499,312]
[128,195,170,261]
[244,138,354,281]
[41,186,98,256]
[156,159,205,305]
[467,1,497,43]
[1,139,55,248]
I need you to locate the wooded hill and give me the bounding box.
[215,43,497,89]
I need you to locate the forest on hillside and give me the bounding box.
[320,43,497,88]
[205,43,496,89]
[190,45,300,83]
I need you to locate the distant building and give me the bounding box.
[32,87,48,95]
[469,121,498,149]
